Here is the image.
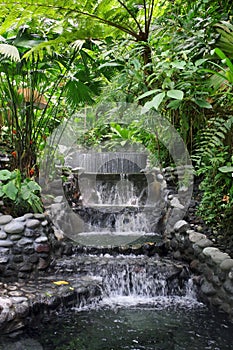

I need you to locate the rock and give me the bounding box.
[174,220,189,233]
[202,247,230,265]
[34,243,50,253]
[170,197,185,209]
[0,247,9,263]
[0,215,13,225]
[11,297,28,304]
[203,247,219,257]
[0,231,7,239]
[17,238,33,247]
[4,221,25,234]
[195,238,213,248]
[201,280,216,296]
[19,263,33,272]
[26,219,41,229]
[28,254,39,264]
[35,236,48,244]
[211,252,230,265]
[0,297,12,324]
[13,255,24,263]
[23,213,34,219]
[38,257,50,270]
[189,231,206,243]
[34,213,46,220]
[10,235,21,241]
[14,216,26,222]
[41,220,48,227]
[223,280,233,295]
[0,240,13,247]
[8,290,24,297]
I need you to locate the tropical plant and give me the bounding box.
[0,23,103,176]
[0,169,43,216]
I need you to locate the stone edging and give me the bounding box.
[169,220,233,315]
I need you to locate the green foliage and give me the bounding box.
[0,25,103,175]
[196,150,233,228]
[193,115,233,228]
[192,116,233,167]
[0,169,43,216]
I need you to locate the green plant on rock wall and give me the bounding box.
[0,169,43,216]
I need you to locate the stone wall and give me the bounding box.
[0,213,52,282]
[168,222,233,315]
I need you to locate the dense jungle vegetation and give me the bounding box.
[0,0,232,235]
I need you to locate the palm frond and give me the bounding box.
[0,43,20,62]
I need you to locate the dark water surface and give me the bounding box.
[2,304,232,350]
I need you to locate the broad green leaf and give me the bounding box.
[136,89,161,101]
[167,89,184,100]
[193,98,212,109]
[171,61,186,69]
[0,169,12,181]
[143,92,166,111]
[21,189,31,200]
[22,180,41,192]
[3,181,18,201]
[214,48,233,72]
[167,100,182,109]
[195,59,207,67]
[0,187,4,197]
[218,166,233,173]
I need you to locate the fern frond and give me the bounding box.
[0,43,20,62]
[192,115,233,166]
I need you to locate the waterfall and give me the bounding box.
[55,255,200,309]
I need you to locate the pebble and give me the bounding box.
[0,232,7,239]
[174,220,189,233]
[220,259,233,271]
[34,213,46,220]
[26,219,41,229]
[23,213,34,219]
[10,235,21,241]
[189,231,206,243]
[195,238,214,248]
[17,238,33,246]
[35,236,48,244]
[4,222,25,234]
[0,215,13,225]
[0,240,13,247]
[11,296,28,303]
[14,216,26,222]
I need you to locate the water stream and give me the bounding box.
[1,253,233,350]
[26,255,233,349]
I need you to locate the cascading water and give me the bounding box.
[54,254,200,310]
[63,152,167,245]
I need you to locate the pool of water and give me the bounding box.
[1,302,232,350]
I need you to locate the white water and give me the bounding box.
[68,254,203,311]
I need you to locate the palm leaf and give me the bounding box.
[0,44,20,62]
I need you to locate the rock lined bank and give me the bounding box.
[0,211,233,335]
[169,222,233,315]
[0,213,52,281]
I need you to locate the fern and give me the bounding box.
[192,115,233,168]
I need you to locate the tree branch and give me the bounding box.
[116,0,143,33]
[1,1,141,40]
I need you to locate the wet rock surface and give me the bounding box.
[0,275,102,335]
